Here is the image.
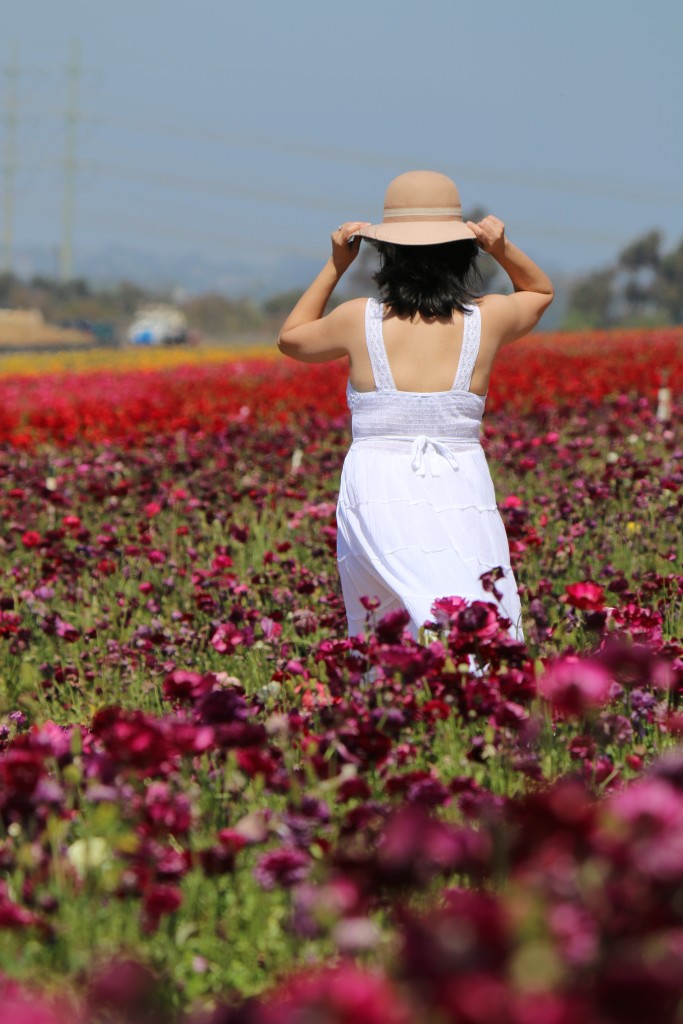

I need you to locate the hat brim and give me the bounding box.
[357,220,476,246]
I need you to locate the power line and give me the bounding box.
[17,105,683,208]
[91,112,683,208]
[77,162,628,248]
[80,159,344,212]
[77,209,325,259]
[78,203,628,258]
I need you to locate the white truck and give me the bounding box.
[127,304,188,346]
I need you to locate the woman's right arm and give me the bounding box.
[467,215,554,346]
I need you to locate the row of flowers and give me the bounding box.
[1,326,681,447]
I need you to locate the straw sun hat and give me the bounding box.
[357,170,476,246]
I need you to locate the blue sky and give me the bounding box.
[3,0,682,292]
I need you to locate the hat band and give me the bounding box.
[383,205,462,219]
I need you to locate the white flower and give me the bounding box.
[67,837,109,875]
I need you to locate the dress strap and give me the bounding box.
[452,304,482,392]
[365,298,396,391]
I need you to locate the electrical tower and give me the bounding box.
[2,44,18,275]
[59,37,81,282]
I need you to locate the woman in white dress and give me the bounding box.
[278,171,553,639]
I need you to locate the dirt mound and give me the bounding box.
[0,309,92,350]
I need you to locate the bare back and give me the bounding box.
[347,298,498,398]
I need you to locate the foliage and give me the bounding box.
[565,230,683,328]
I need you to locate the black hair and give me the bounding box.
[369,239,481,319]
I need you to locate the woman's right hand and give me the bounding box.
[466,215,507,259]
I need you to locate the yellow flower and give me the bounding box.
[0,345,276,378]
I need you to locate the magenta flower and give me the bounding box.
[565,581,606,611]
[253,847,311,890]
[142,883,182,932]
[258,964,412,1024]
[539,655,612,716]
[210,623,244,654]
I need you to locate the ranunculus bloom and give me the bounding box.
[538,655,612,715]
[142,883,182,921]
[564,581,606,611]
[258,964,412,1024]
[86,958,160,1021]
[253,847,311,890]
[375,609,411,643]
[211,622,244,654]
[162,669,217,704]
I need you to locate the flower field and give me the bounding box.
[0,327,682,1023]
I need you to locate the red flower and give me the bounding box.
[564,581,606,611]
[142,883,182,931]
[21,530,42,548]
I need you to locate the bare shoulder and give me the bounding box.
[325,297,369,346]
[326,297,368,323]
[477,291,552,348]
[477,293,512,320]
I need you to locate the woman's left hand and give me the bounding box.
[331,222,371,274]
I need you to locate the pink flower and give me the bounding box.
[606,778,683,834]
[259,964,412,1024]
[162,669,216,703]
[564,581,606,611]
[211,622,244,654]
[538,655,611,715]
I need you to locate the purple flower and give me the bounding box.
[253,847,311,890]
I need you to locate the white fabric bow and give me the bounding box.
[410,435,461,477]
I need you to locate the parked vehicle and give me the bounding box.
[128,304,188,346]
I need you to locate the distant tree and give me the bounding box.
[183,294,264,337]
[654,238,683,323]
[0,272,20,305]
[618,230,662,272]
[615,230,662,322]
[564,229,683,328]
[564,269,617,328]
[262,289,305,317]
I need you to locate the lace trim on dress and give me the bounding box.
[452,304,481,392]
[365,298,396,392]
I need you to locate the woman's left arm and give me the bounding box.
[277,221,369,363]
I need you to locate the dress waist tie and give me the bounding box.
[410,435,461,477]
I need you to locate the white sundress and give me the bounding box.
[336,297,522,638]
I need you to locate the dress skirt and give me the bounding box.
[336,437,522,639]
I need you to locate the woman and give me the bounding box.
[278,171,553,638]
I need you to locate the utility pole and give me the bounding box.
[59,37,81,282]
[2,44,18,275]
